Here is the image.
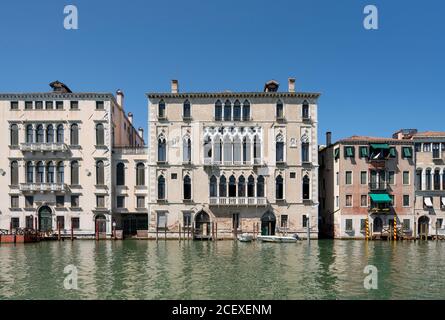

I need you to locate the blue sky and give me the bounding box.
[0,0,444,143]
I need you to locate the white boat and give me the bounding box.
[238,233,254,242]
[257,235,299,243]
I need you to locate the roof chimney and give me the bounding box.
[49,80,72,93]
[326,131,332,147]
[171,80,179,94]
[138,127,144,139]
[116,89,124,108]
[264,80,279,92]
[128,112,133,124]
[288,78,295,93]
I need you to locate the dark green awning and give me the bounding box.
[370,143,390,150]
[370,193,392,203]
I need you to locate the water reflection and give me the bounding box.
[0,240,444,300]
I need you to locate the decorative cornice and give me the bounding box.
[146,92,321,100]
[0,92,116,102]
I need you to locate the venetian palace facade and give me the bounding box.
[147,79,320,239]
[0,82,144,237]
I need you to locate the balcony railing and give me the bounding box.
[209,197,267,206]
[20,183,68,193]
[204,159,262,166]
[369,182,388,190]
[20,143,69,153]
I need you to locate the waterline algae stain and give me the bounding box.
[0,240,444,299]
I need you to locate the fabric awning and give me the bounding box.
[424,197,433,208]
[441,197,445,207]
[370,193,392,203]
[370,143,390,150]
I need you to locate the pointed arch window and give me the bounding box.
[36,161,44,183]
[36,124,44,143]
[210,175,218,197]
[248,175,255,197]
[204,136,212,162]
[233,100,241,121]
[275,175,284,200]
[302,142,309,162]
[70,124,79,145]
[223,135,232,164]
[26,124,33,143]
[116,162,125,186]
[219,175,227,197]
[71,161,79,185]
[214,136,222,163]
[224,100,232,121]
[57,161,64,184]
[47,161,55,183]
[46,124,54,143]
[96,123,104,146]
[10,124,19,146]
[183,136,191,162]
[243,137,251,164]
[158,135,166,162]
[215,100,222,121]
[183,100,191,119]
[276,134,284,162]
[158,175,166,200]
[303,175,310,200]
[183,175,191,200]
[10,161,19,186]
[158,100,166,119]
[257,175,265,197]
[96,160,104,185]
[242,100,250,121]
[26,161,34,183]
[136,163,145,186]
[238,175,246,197]
[233,135,242,163]
[229,175,236,197]
[57,124,64,143]
[254,135,261,163]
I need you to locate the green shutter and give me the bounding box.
[360,147,368,158]
[389,147,396,158]
[403,147,412,158]
[334,148,339,159]
[345,146,354,157]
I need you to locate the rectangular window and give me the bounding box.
[25,196,34,208]
[403,195,410,207]
[70,101,79,110]
[26,216,33,229]
[345,171,352,185]
[361,195,368,207]
[35,101,43,109]
[389,147,396,158]
[403,219,410,231]
[56,196,65,208]
[403,171,410,185]
[344,146,355,158]
[415,143,421,152]
[402,147,413,159]
[290,172,296,179]
[281,215,288,228]
[360,219,367,232]
[10,101,19,110]
[56,101,64,110]
[437,219,443,229]
[25,101,33,110]
[11,196,19,208]
[11,217,20,229]
[45,101,54,110]
[302,215,308,228]
[388,171,395,185]
[345,219,353,231]
[359,146,368,158]
[71,217,80,230]
[96,101,104,110]
[137,196,145,209]
[157,212,167,228]
[171,173,177,179]
[71,195,79,208]
[232,213,240,230]
[183,211,191,227]
[334,148,340,160]
[423,143,431,152]
[345,195,352,207]
[360,171,367,185]
[116,196,125,208]
[433,143,440,159]
[96,195,105,208]
[57,216,65,229]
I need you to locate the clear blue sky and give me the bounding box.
[0,0,444,143]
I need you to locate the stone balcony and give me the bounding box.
[204,158,264,166]
[20,143,69,153]
[20,183,69,193]
[209,197,267,206]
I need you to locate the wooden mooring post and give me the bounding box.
[164,222,167,241]
[57,221,61,241]
[215,223,218,241]
[179,224,181,242]
[71,219,74,241]
[95,220,99,241]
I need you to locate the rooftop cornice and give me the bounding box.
[0,92,116,101]
[334,139,414,146]
[146,91,321,99]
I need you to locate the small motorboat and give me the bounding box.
[238,233,254,242]
[257,234,299,243]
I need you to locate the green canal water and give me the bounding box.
[0,240,444,300]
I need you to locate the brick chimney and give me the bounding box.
[326,132,332,146]
[128,112,133,124]
[288,78,295,92]
[116,89,124,108]
[138,127,144,139]
[171,80,179,94]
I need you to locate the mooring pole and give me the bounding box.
[179,224,181,242]
[71,219,74,241]
[58,221,61,241]
[95,220,99,241]
[164,222,167,241]
[307,216,310,241]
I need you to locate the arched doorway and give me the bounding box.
[373,217,383,233]
[195,211,211,239]
[418,216,429,238]
[95,214,107,234]
[261,211,276,235]
[38,206,52,232]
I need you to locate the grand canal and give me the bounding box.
[0,240,444,300]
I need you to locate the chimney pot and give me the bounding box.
[128,112,133,124]
[171,80,179,94]
[326,132,332,147]
[116,89,124,108]
[288,78,295,93]
[138,127,144,138]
